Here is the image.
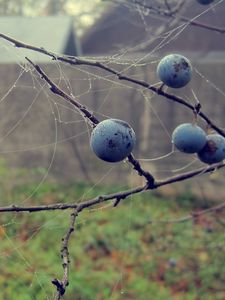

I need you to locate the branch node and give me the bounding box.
[113,197,124,207]
[51,279,65,295]
[158,83,165,91]
[194,102,201,115]
[98,196,104,202]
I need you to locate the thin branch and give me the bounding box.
[0,202,78,213]
[0,185,147,213]
[154,162,225,188]
[0,162,224,214]
[0,33,225,137]
[176,14,225,34]
[25,57,156,183]
[117,74,225,137]
[52,208,79,299]
[25,57,99,127]
[52,164,225,298]
[128,153,155,187]
[0,32,225,300]
[124,0,225,33]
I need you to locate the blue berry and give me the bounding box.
[90,119,136,162]
[172,123,206,154]
[157,54,192,88]
[196,0,214,4]
[197,134,225,164]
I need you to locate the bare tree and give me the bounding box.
[0,0,225,298]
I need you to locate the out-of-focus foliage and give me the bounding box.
[0,0,105,35]
[0,162,224,299]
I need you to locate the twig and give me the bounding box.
[117,74,225,137]
[128,153,155,187]
[52,208,79,299]
[155,163,225,187]
[0,32,225,300]
[0,203,78,213]
[0,33,224,136]
[25,57,99,127]
[124,0,225,33]
[0,185,146,214]
[25,57,156,183]
[0,162,224,214]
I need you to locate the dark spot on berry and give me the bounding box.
[108,139,117,148]
[173,59,190,73]
[205,140,218,154]
[173,63,179,72]
[181,59,189,70]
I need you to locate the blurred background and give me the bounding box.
[0,1,225,299]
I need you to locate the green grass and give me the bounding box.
[0,163,224,299]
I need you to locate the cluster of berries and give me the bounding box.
[172,124,225,164]
[90,49,224,165]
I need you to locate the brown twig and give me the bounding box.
[0,161,224,214]
[52,208,79,300]
[1,32,225,300]
[123,0,225,33]
[0,33,225,137]
[25,57,156,183]
[0,152,223,300]
[25,57,99,127]
[117,75,225,137]
[0,186,148,213]
[128,153,155,187]
[155,162,225,187]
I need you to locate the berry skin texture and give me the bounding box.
[197,134,225,164]
[90,119,136,163]
[196,0,214,4]
[172,123,207,154]
[157,54,192,88]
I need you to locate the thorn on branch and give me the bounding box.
[194,102,201,115]
[159,83,165,92]
[113,199,121,207]
[113,196,125,207]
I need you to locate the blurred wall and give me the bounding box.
[0,57,224,200]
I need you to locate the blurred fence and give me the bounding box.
[0,56,224,199]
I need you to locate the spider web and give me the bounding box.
[0,1,225,299]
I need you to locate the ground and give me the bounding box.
[0,170,224,300]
